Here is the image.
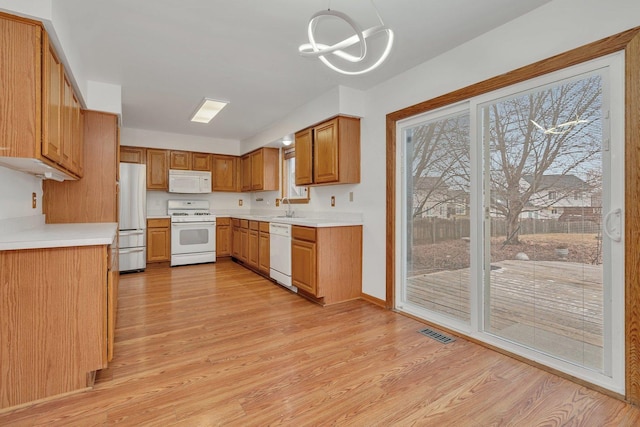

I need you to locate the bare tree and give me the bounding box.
[488,75,602,243]
[409,113,470,219]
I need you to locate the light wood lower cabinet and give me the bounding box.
[231,218,270,277]
[247,221,260,269]
[147,218,171,262]
[258,222,270,275]
[0,244,110,409]
[292,225,363,305]
[216,217,231,257]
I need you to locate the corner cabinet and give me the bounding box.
[240,147,279,192]
[212,154,238,191]
[0,12,84,179]
[295,116,360,186]
[291,225,363,305]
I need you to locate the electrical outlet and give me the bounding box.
[32,192,37,209]
[331,196,335,207]
[238,199,243,206]
[349,192,354,202]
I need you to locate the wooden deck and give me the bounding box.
[407,260,604,369]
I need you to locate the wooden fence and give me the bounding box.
[411,217,600,244]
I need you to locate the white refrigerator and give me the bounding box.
[119,163,147,272]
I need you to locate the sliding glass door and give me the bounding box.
[399,53,625,392]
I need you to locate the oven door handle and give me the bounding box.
[172,221,216,227]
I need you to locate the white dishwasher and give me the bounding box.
[269,222,297,292]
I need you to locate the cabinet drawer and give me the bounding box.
[259,221,270,233]
[292,226,316,242]
[249,220,259,231]
[217,217,231,226]
[240,219,249,229]
[232,218,240,227]
[147,218,170,228]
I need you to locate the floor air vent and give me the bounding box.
[418,328,455,344]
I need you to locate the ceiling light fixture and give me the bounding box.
[282,136,293,146]
[190,98,229,123]
[298,0,394,76]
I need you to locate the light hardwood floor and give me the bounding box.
[1,258,639,426]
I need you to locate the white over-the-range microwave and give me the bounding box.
[168,169,212,193]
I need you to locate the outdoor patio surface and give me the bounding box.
[407,260,603,370]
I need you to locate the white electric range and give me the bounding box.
[167,200,216,266]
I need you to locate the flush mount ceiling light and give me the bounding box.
[282,136,293,146]
[190,98,229,123]
[298,0,394,76]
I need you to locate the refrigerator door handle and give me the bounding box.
[119,230,145,236]
[119,247,145,254]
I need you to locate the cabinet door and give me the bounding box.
[71,92,83,177]
[313,118,339,184]
[0,16,40,158]
[212,155,237,191]
[42,41,63,163]
[258,230,270,275]
[251,149,264,190]
[60,74,74,171]
[147,226,170,262]
[240,227,249,262]
[170,150,191,170]
[231,226,241,258]
[292,239,317,295]
[241,154,252,192]
[248,229,259,268]
[146,149,169,190]
[295,128,313,186]
[216,223,231,257]
[120,146,146,164]
[192,153,211,171]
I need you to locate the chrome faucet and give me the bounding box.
[281,197,294,217]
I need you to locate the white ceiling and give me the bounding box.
[54,0,551,142]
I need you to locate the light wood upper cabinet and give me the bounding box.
[147,218,171,263]
[192,152,211,171]
[0,13,84,178]
[294,128,313,186]
[241,147,279,192]
[241,154,252,192]
[212,154,237,191]
[120,146,146,164]
[0,13,40,158]
[170,150,191,170]
[146,148,169,190]
[295,116,360,186]
[42,39,63,164]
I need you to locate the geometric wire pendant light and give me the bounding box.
[298,0,394,75]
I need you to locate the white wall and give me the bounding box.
[357,0,640,299]
[121,127,241,156]
[0,166,42,220]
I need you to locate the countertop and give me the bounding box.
[0,222,118,251]
[221,214,362,228]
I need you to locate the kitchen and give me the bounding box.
[1,0,640,422]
